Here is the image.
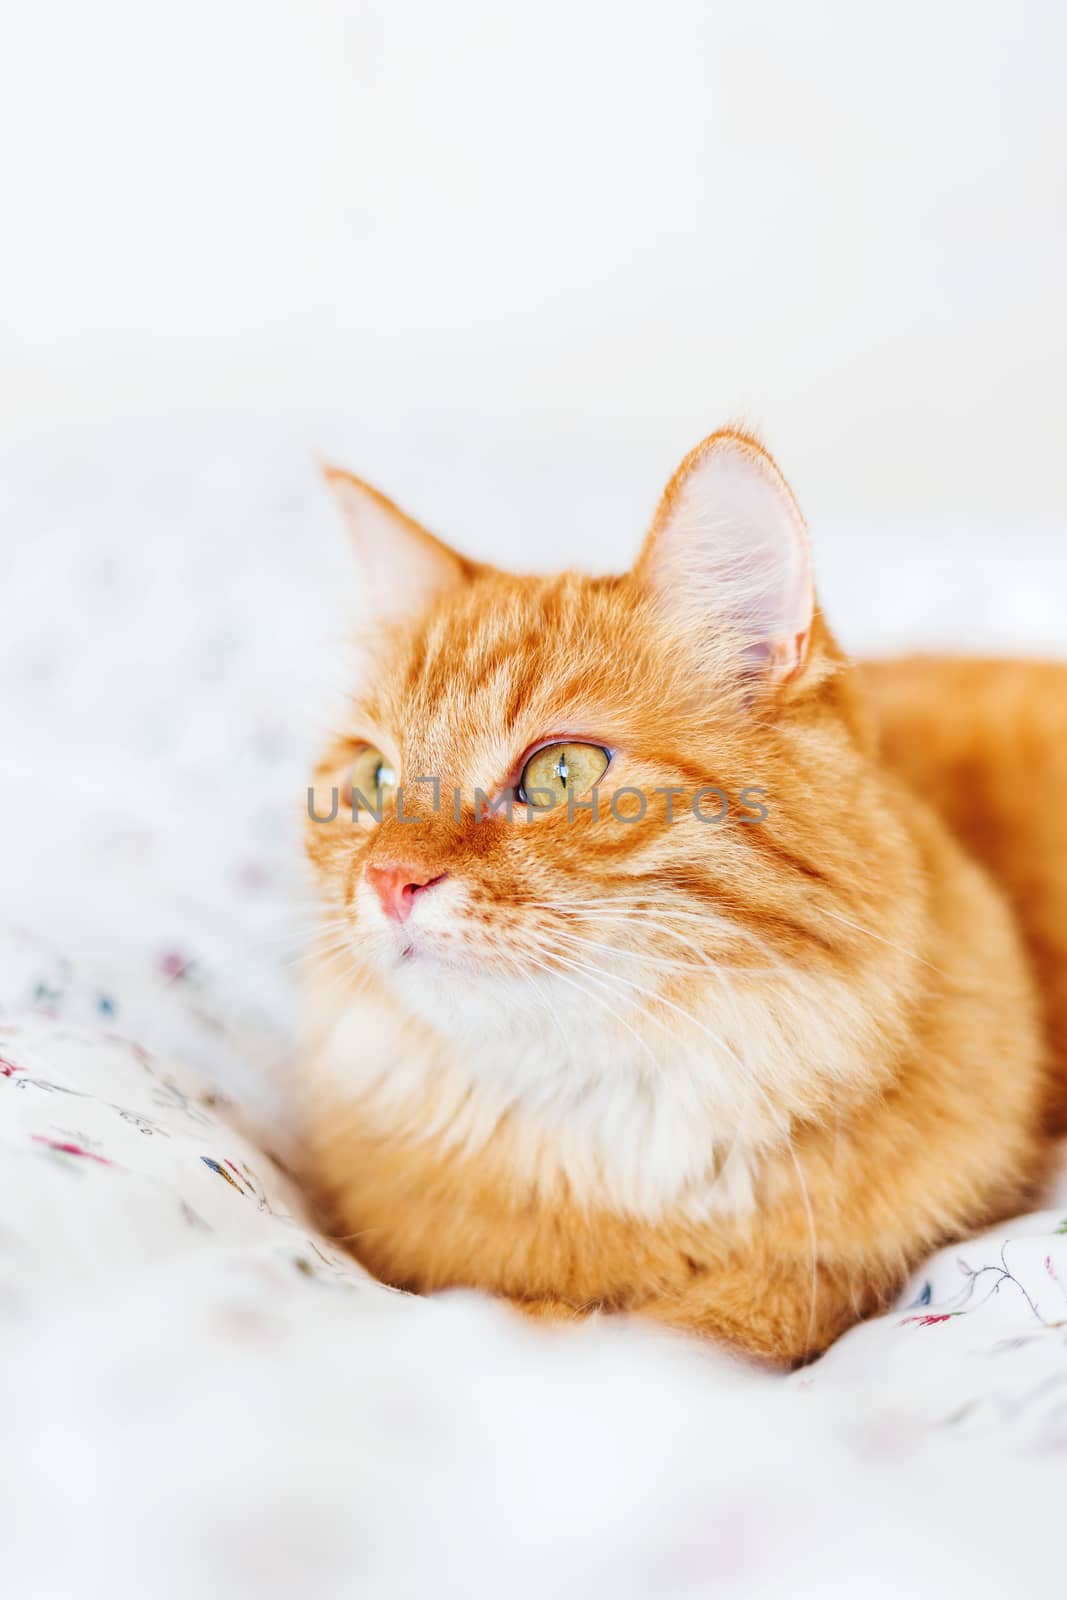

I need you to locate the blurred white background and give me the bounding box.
[2,0,1063,990]
[2,0,1066,536]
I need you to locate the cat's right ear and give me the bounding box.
[323,465,474,624]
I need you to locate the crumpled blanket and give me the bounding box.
[3,981,1067,1600]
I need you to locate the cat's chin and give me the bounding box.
[371,927,472,977]
[374,940,580,1040]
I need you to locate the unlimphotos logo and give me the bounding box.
[307,780,769,827]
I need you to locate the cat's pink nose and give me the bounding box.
[365,863,448,924]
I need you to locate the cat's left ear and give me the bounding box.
[323,465,475,623]
[634,429,814,684]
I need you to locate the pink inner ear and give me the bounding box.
[743,628,811,682]
[640,435,814,680]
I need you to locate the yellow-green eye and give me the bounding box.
[518,742,609,807]
[344,746,398,811]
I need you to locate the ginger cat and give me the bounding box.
[300,429,1067,1364]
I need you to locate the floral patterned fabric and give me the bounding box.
[3,984,1067,1600]
[0,1010,366,1322]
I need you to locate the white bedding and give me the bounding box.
[3,420,1066,1598]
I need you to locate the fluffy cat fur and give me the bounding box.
[299,428,1067,1365]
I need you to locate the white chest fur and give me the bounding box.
[303,955,877,1224]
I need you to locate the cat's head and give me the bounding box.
[306,430,900,1055]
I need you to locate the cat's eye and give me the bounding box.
[344,746,398,810]
[518,742,609,807]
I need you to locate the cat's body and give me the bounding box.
[300,432,1066,1364]
[863,655,1067,1137]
